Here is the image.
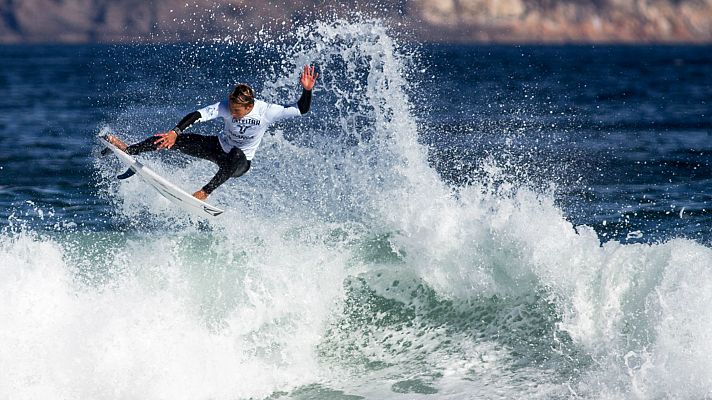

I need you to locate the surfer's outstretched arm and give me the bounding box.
[297,88,312,114]
[297,65,318,114]
[264,65,319,123]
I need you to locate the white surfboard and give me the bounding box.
[100,137,225,217]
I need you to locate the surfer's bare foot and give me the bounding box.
[106,134,128,152]
[193,190,208,201]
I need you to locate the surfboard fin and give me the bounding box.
[117,168,136,180]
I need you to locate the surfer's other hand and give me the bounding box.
[154,130,178,149]
[300,65,318,91]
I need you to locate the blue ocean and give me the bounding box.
[1,18,712,399]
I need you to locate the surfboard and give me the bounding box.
[100,137,225,217]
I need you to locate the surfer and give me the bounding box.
[105,65,318,200]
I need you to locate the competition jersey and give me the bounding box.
[196,99,301,160]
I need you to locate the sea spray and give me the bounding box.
[2,15,712,400]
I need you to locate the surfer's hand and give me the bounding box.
[193,189,208,201]
[154,130,177,149]
[300,65,318,91]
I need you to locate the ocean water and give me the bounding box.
[1,18,712,399]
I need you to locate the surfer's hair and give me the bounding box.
[230,83,255,106]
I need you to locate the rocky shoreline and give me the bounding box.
[1,0,711,44]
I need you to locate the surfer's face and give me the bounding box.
[229,101,253,120]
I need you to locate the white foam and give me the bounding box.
[0,225,353,399]
[82,15,712,400]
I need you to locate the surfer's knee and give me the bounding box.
[227,148,250,178]
[231,160,251,177]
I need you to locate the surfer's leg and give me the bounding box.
[171,134,223,163]
[125,133,218,159]
[231,158,251,177]
[125,136,160,155]
[201,148,250,195]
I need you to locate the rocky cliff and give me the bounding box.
[1,0,711,43]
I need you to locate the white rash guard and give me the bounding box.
[196,100,301,160]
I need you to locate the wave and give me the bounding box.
[2,17,712,400]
